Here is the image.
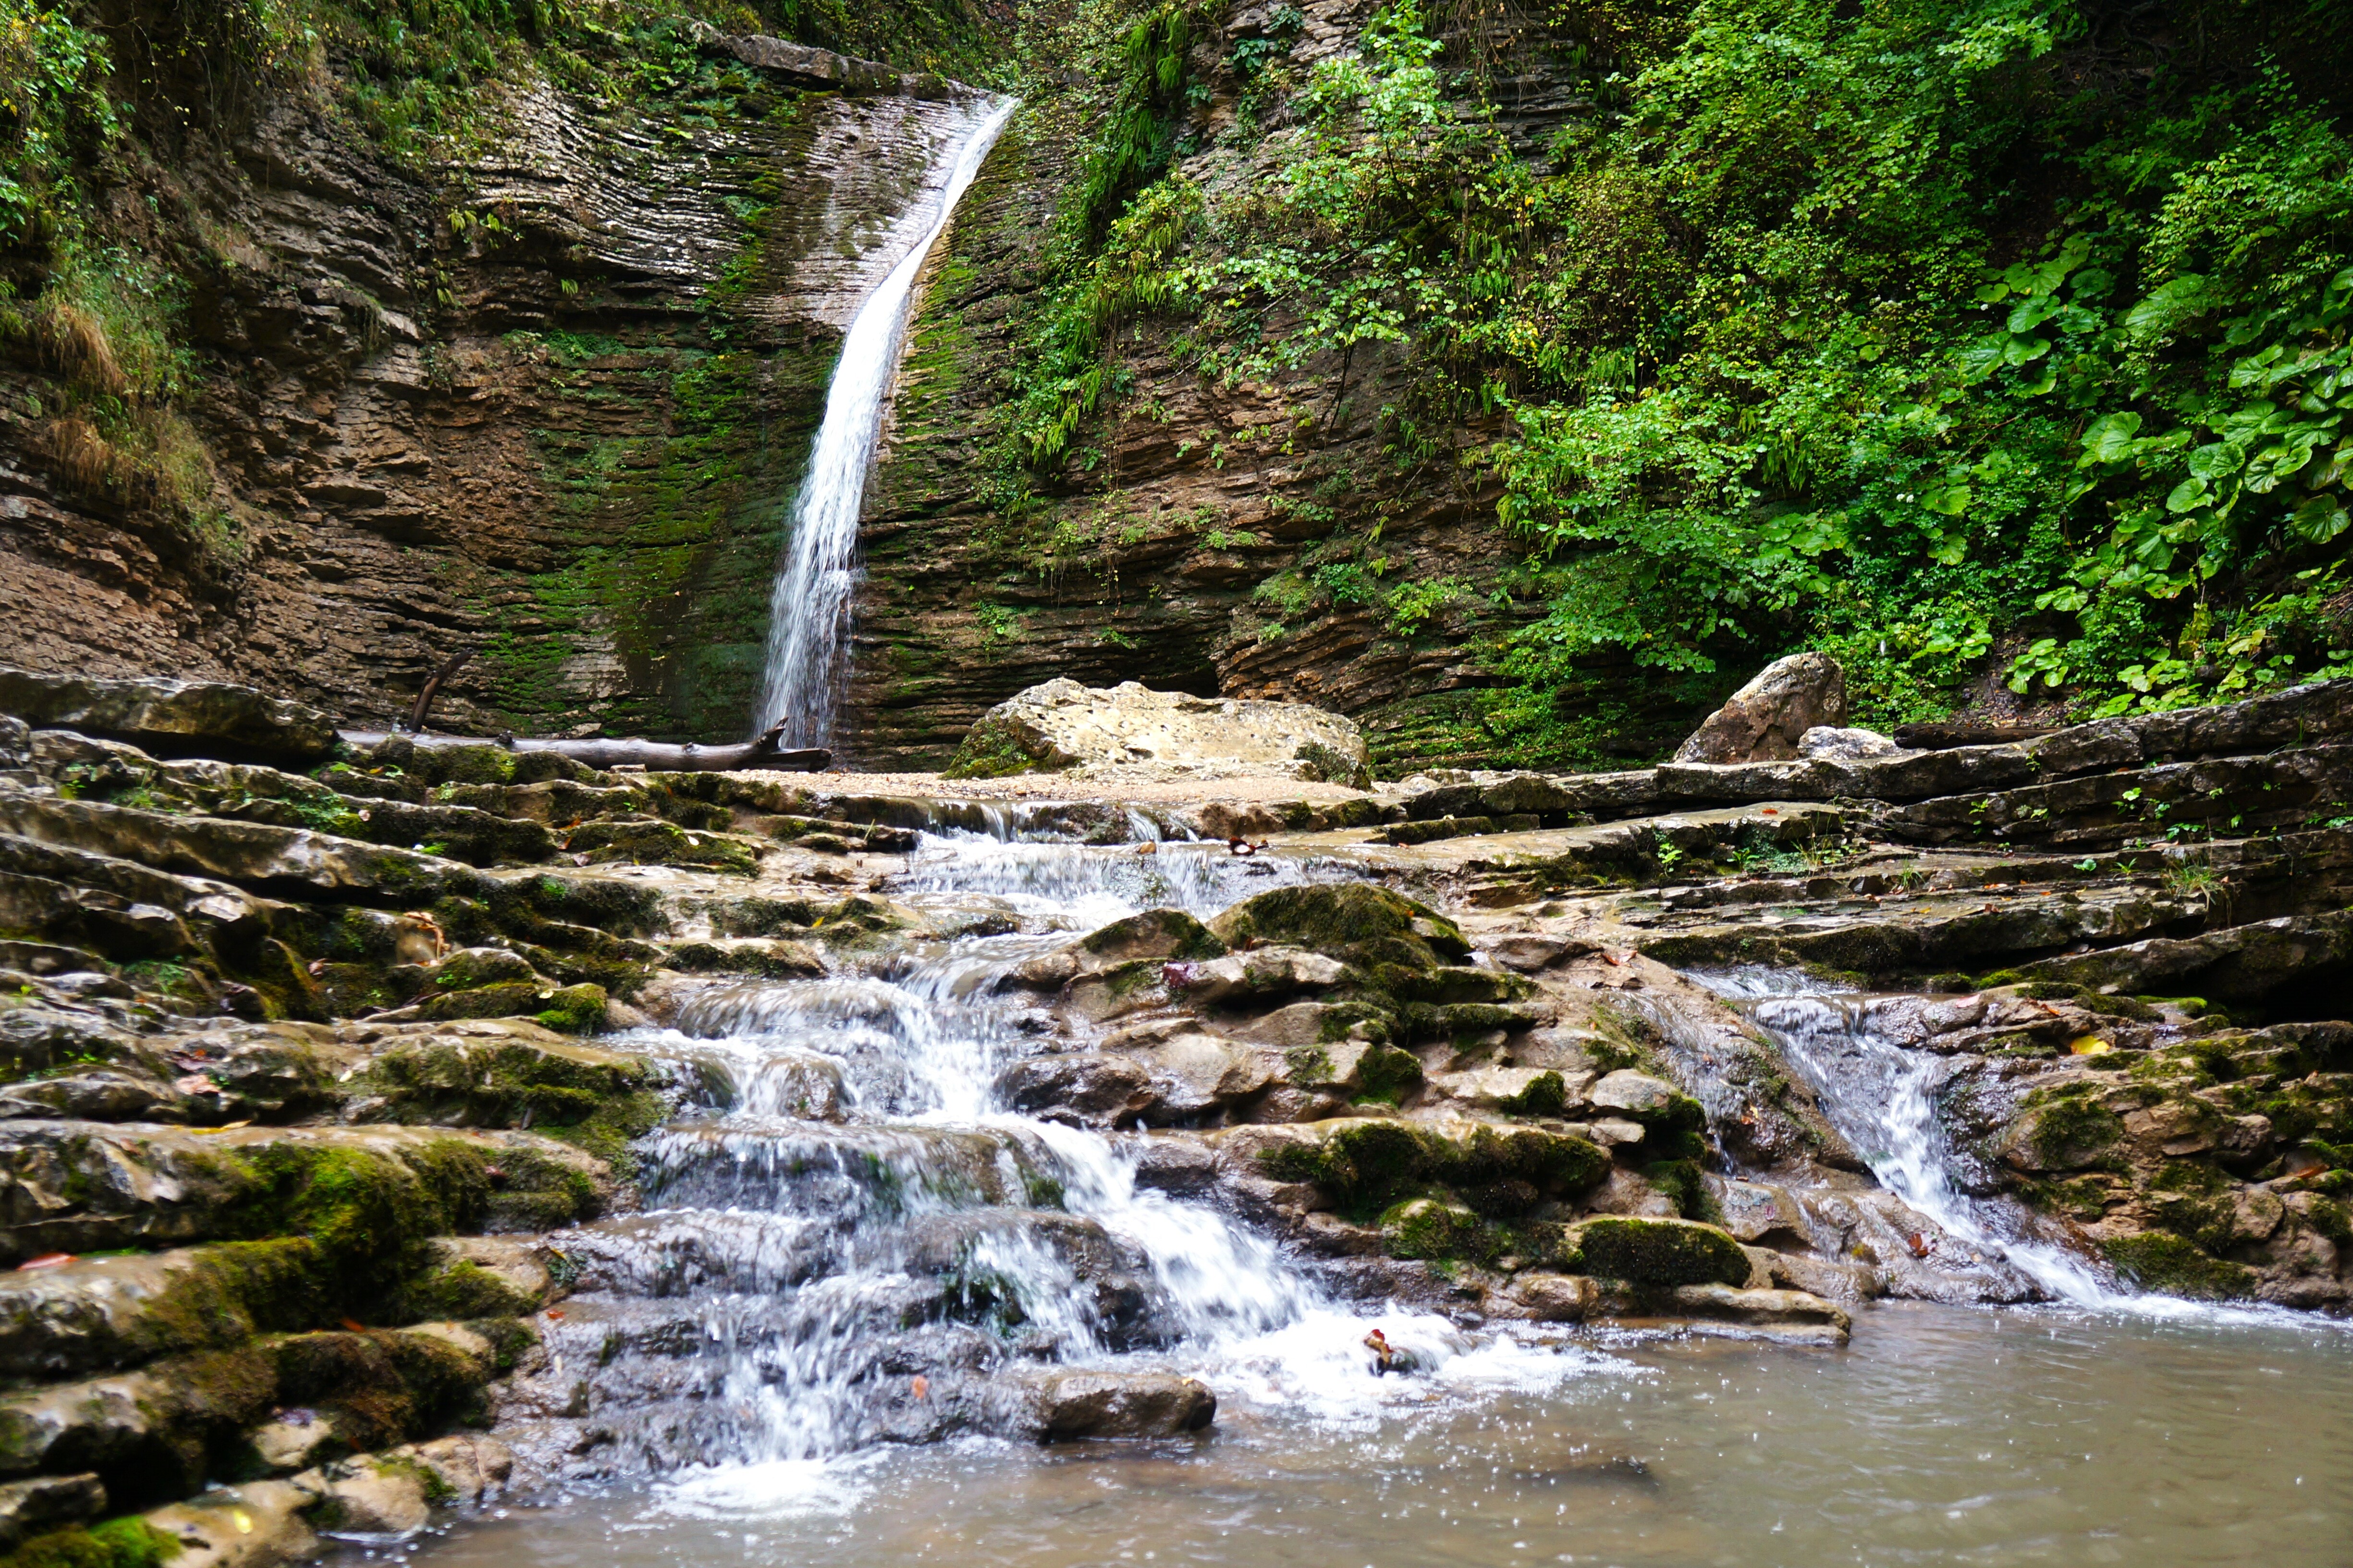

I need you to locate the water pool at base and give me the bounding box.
[353,1301,2351,1568]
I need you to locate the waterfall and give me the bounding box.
[754,98,1017,748]
[1697,969,2241,1315]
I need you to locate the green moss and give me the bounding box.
[1497,1069,1568,1118]
[1209,884,1464,967]
[2102,1233,2257,1300]
[2025,1087,2126,1168]
[1079,908,1227,962]
[1351,1043,1424,1105]
[1261,1120,1606,1219]
[1642,1160,1725,1225]
[385,1258,540,1321]
[1380,1197,1492,1263]
[533,983,610,1036]
[1565,1216,1750,1287]
[943,720,1059,779]
[119,1238,326,1363]
[3,1518,182,1568]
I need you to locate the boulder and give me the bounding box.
[1673,652,1848,764]
[1659,1283,1852,1342]
[1507,1272,1598,1323]
[997,1369,1216,1440]
[1798,725,1905,761]
[1563,1216,1752,1287]
[143,1477,318,1568]
[947,679,1366,781]
[994,1055,1153,1126]
[0,668,339,765]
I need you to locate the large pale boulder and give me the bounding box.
[1674,652,1848,764]
[947,680,1366,782]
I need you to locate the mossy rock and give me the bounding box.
[1079,909,1227,964]
[359,1032,651,1129]
[1260,1119,1606,1215]
[1562,1216,1750,1288]
[2101,1233,2257,1300]
[563,819,758,875]
[3,1517,182,1568]
[1381,1197,1491,1262]
[1209,884,1467,970]
[2021,1087,2126,1168]
[1497,1070,1569,1117]
[943,717,1066,779]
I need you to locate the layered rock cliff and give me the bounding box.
[0,12,1008,744]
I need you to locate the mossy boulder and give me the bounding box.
[2101,1233,2258,1299]
[1561,1216,1752,1288]
[562,818,759,875]
[354,1025,657,1136]
[1381,1197,1489,1262]
[0,1241,325,1382]
[1259,1118,1608,1216]
[1209,884,1468,971]
[0,1124,612,1269]
[1081,909,1228,964]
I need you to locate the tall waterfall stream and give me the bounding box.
[328,832,2353,1568]
[756,98,1016,748]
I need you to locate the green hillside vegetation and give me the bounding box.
[1019,0,2353,752]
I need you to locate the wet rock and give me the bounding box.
[0,1472,106,1549]
[1163,946,1343,1007]
[298,1454,431,1536]
[1426,1065,1591,1116]
[2013,911,2353,1002]
[0,668,337,765]
[245,1415,345,1475]
[1765,1253,1885,1302]
[947,678,1364,781]
[1588,1069,1678,1118]
[1672,652,1848,764]
[1126,1031,1273,1120]
[1129,1136,1221,1196]
[1562,1216,1752,1287]
[1486,933,1602,972]
[143,1477,318,1568]
[0,1241,325,1380]
[1507,1272,1598,1322]
[994,1054,1153,1126]
[1707,1179,1808,1243]
[0,1121,613,1262]
[1662,1283,1851,1342]
[998,1369,1216,1440]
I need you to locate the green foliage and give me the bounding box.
[1029,0,2353,739]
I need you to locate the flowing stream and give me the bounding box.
[755,98,1016,747]
[338,839,2350,1568]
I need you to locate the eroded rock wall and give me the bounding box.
[0,39,997,744]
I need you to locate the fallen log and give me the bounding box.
[341,720,831,773]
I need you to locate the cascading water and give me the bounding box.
[507,830,1592,1509]
[1696,968,2161,1310]
[754,98,1017,748]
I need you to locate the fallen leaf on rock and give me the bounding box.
[16,1253,75,1271]
[340,1318,368,1332]
[174,1074,217,1095]
[910,1375,929,1399]
[193,1120,252,1134]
